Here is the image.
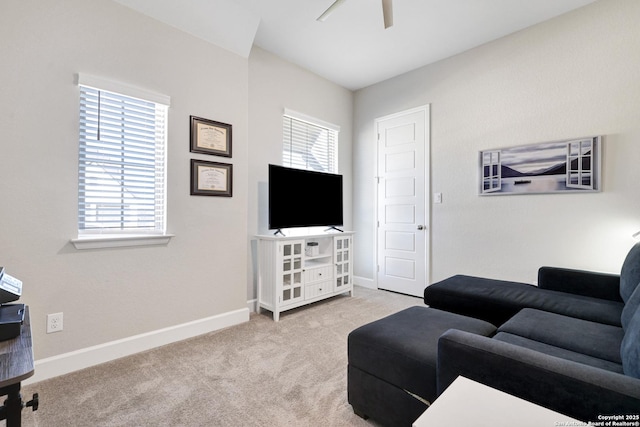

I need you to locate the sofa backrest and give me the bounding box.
[620,242,640,303]
[621,300,640,379]
[622,282,640,330]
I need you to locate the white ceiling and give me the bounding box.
[112,0,597,91]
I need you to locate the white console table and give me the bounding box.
[256,231,354,321]
[413,376,580,427]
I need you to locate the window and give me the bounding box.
[282,109,339,173]
[566,138,594,190]
[75,75,170,247]
[481,150,501,193]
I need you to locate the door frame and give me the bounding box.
[373,105,431,292]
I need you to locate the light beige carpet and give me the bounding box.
[22,287,422,426]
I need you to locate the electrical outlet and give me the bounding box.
[47,312,63,333]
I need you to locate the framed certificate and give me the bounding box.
[190,159,233,197]
[190,116,232,157]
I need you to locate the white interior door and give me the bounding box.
[376,106,429,297]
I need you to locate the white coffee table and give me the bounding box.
[413,376,581,427]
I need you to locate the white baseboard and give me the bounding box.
[247,298,258,312]
[26,307,250,385]
[354,276,376,290]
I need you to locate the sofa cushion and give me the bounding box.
[620,242,640,303]
[498,308,624,364]
[348,306,496,403]
[493,332,624,374]
[424,275,624,327]
[622,282,640,331]
[621,304,640,378]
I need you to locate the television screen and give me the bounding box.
[269,164,343,230]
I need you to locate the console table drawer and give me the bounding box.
[304,265,333,283]
[306,280,333,298]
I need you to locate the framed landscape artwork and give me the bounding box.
[479,136,601,196]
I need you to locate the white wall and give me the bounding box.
[247,47,354,302]
[0,0,249,361]
[354,0,640,286]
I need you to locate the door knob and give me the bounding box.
[417,225,425,230]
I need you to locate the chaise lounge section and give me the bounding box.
[424,242,640,327]
[423,270,624,327]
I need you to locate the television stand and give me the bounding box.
[256,232,354,321]
[273,229,285,237]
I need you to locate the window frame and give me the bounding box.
[566,138,594,190]
[481,150,502,193]
[71,74,173,250]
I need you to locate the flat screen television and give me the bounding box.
[269,164,343,231]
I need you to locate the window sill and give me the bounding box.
[70,234,175,250]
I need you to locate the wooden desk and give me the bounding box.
[413,376,581,427]
[0,306,36,427]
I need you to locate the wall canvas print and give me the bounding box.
[479,136,601,195]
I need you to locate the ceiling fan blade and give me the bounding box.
[382,0,393,28]
[317,0,347,22]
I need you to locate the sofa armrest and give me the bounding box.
[537,267,621,302]
[437,329,640,422]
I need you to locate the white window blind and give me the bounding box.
[78,84,168,234]
[283,112,338,173]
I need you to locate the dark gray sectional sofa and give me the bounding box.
[426,242,640,421]
[348,242,640,426]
